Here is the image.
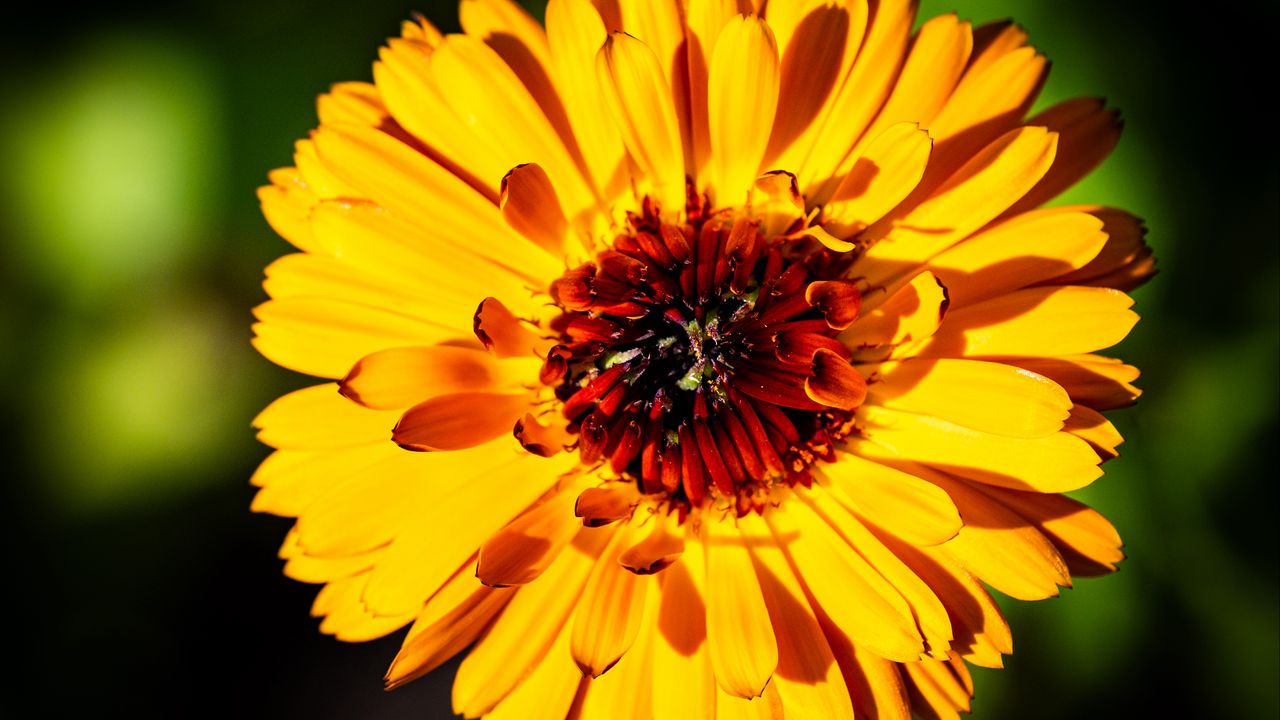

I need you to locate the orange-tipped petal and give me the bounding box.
[513,412,575,457]
[500,163,572,256]
[575,484,640,527]
[806,280,862,330]
[339,345,528,410]
[393,392,531,451]
[476,482,584,587]
[474,296,547,359]
[805,348,868,410]
[617,511,685,575]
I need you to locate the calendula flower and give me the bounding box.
[252,0,1155,717]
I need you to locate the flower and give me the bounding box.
[251,0,1155,717]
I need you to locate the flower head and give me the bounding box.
[253,0,1154,717]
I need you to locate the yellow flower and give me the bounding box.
[252,1,1155,717]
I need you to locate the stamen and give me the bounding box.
[539,196,865,514]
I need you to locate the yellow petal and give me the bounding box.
[1063,404,1123,460]
[902,654,973,719]
[1053,206,1156,291]
[709,15,780,206]
[385,566,512,688]
[818,450,962,546]
[252,295,455,380]
[572,521,651,677]
[312,123,559,285]
[482,618,585,720]
[888,537,1012,668]
[546,0,628,205]
[795,488,953,658]
[399,14,444,44]
[1003,354,1142,410]
[473,296,549,358]
[311,572,416,641]
[805,577,912,718]
[307,199,535,317]
[261,252,476,330]
[842,270,948,360]
[1009,99,1123,214]
[252,443,401,518]
[913,286,1138,359]
[854,126,1058,290]
[373,37,507,198]
[253,383,400,449]
[764,496,925,662]
[799,223,854,253]
[751,171,805,238]
[294,138,362,199]
[764,0,867,169]
[258,169,318,252]
[577,588,658,719]
[685,0,747,180]
[966,21,1028,76]
[788,0,913,200]
[823,121,932,236]
[290,452,429,556]
[618,510,685,574]
[924,44,1047,183]
[461,0,552,70]
[854,406,1103,493]
[455,526,610,715]
[597,31,687,216]
[316,81,387,127]
[279,527,377,583]
[340,345,533,410]
[299,430,550,556]
[518,412,573,456]
[429,34,597,217]
[899,463,1071,600]
[252,447,310,489]
[862,13,972,138]
[361,449,576,616]
[864,358,1072,438]
[927,208,1109,307]
[715,680,785,720]
[761,0,818,58]
[476,480,589,587]
[652,533,717,720]
[738,513,855,720]
[460,0,579,169]
[618,0,688,154]
[838,642,911,720]
[977,484,1124,577]
[703,515,779,698]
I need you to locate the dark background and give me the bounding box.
[2,1,1275,717]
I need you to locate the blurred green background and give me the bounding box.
[1,0,1275,717]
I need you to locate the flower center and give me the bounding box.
[540,195,868,514]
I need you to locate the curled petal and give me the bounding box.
[618,511,685,575]
[500,163,571,255]
[575,484,640,527]
[806,279,862,330]
[474,296,546,358]
[806,348,868,410]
